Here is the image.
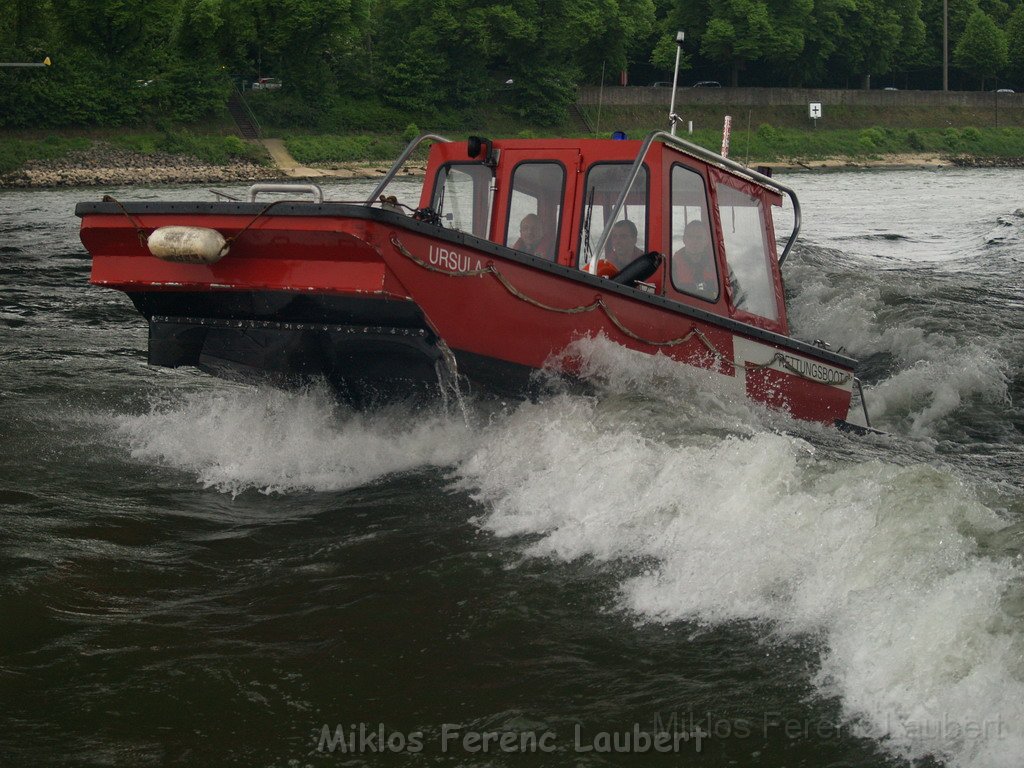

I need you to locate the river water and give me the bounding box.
[1,170,1023,768]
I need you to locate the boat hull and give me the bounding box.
[77,202,858,423]
[133,290,536,406]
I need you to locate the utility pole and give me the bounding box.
[943,0,949,91]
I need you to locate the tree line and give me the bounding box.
[3,0,1024,130]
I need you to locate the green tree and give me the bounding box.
[364,0,656,124]
[979,0,1011,24]
[258,0,367,100]
[650,31,692,74]
[177,0,227,63]
[954,9,1007,88]
[0,0,56,58]
[919,0,982,85]
[1005,3,1024,82]
[696,0,812,86]
[785,0,855,85]
[830,0,915,88]
[893,0,928,74]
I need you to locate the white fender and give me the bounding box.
[147,226,228,264]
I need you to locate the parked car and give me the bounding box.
[252,77,282,91]
[996,88,1015,93]
[650,81,674,88]
[692,81,722,88]
[883,87,898,91]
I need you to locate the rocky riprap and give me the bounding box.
[0,142,279,188]
[949,155,1024,168]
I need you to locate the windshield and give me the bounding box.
[432,163,494,239]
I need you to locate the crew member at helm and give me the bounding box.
[672,219,718,299]
[604,219,642,270]
[513,213,550,260]
[595,218,644,279]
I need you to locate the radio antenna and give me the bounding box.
[668,31,685,135]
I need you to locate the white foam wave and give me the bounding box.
[785,255,1010,436]
[115,384,475,495]
[108,338,1024,767]
[457,389,1024,768]
[540,335,764,434]
[868,350,1010,437]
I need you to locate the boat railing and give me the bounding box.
[365,133,452,205]
[589,130,803,273]
[248,183,323,203]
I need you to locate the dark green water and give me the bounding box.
[2,173,1023,767]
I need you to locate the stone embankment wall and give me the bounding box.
[579,86,1024,128]
[579,86,1024,108]
[1,143,278,188]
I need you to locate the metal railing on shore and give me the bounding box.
[229,85,263,140]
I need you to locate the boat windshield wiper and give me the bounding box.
[581,187,596,266]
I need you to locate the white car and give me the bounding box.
[252,77,282,91]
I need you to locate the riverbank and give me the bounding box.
[1,138,1021,189]
[0,140,428,188]
[0,141,276,188]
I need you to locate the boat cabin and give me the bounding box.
[418,136,789,335]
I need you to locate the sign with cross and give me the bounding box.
[809,102,822,128]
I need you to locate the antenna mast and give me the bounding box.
[668,31,685,135]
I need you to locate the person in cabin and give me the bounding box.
[513,213,550,259]
[672,219,718,300]
[604,219,643,271]
[596,219,662,289]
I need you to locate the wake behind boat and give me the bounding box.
[75,130,869,428]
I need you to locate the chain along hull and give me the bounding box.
[77,202,857,422]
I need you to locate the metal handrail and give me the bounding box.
[365,133,452,205]
[589,130,802,273]
[248,183,323,203]
[230,83,263,140]
[853,377,872,429]
[572,103,597,134]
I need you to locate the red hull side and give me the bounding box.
[365,227,852,424]
[82,212,393,297]
[78,206,854,423]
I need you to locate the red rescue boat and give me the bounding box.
[76,131,870,428]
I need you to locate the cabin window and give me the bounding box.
[504,162,565,262]
[716,183,779,321]
[578,163,648,269]
[670,164,719,301]
[432,163,493,239]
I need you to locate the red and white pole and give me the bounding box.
[721,115,732,158]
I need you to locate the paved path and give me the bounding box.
[260,138,393,179]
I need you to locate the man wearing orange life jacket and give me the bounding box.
[593,219,667,291]
[672,219,718,300]
[513,213,551,260]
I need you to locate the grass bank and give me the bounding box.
[5,123,1024,180]
[111,131,267,165]
[280,125,1024,166]
[677,125,1024,163]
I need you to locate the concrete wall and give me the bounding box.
[578,86,1024,109]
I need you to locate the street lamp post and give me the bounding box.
[0,57,51,68]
